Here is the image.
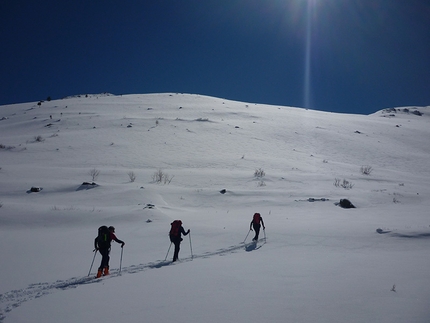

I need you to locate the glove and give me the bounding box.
[187,229,190,234]
[121,242,125,248]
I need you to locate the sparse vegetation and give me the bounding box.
[127,171,137,182]
[0,144,15,150]
[152,169,174,184]
[89,168,100,181]
[257,180,266,187]
[360,165,373,175]
[254,168,265,178]
[334,178,354,190]
[34,135,45,142]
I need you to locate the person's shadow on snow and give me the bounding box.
[245,241,257,252]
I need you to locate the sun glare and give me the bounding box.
[303,0,317,109]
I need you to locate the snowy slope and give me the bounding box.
[0,93,429,323]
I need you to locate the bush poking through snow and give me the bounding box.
[152,169,174,184]
[34,135,44,142]
[254,168,265,178]
[127,171,137,182]
[89,168,100,182]
[334,178,354,189]
[360,165,373,175]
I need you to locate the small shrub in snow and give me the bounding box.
[127,171,137,182]
[152,169,163,183]
[0,144,15,150]
[152,169,174,184]
[34,135,44,142]
[341,179,354,189]
[334,178,354,190]
[360,165,373,175]
[89,168,100,181]
[254,168,265,178]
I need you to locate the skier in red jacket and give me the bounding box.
[250,213,265,241]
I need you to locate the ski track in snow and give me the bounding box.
[0,238,266,321]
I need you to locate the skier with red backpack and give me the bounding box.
[250,213,265,241]
[169,220,190,262]
[94,226,125,278]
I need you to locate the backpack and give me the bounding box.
[253,213,261,224]
[169,220,182,237]
[97,225,111,249]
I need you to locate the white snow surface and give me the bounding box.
[0,93,429,322]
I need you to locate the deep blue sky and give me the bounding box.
[1,0,429,114]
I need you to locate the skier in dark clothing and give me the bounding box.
[94,226,125,278]
[169,220,190,262]
[250,213,265,241]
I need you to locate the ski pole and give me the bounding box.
[164,242,172,261]
[243,230,251,243]
[189,232,193,259]
[263,228,267,241]
[119,247,124,273]
[88,250,97,276]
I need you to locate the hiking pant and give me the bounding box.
[170,236,182,262]
[252,223,261,241]
[98,248,110,270]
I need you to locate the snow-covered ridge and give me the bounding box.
[0,93,429,322]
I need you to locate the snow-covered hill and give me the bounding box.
[1,93,429,322]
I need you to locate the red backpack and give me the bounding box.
[170,220,182,237]
[253,213,261,224]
